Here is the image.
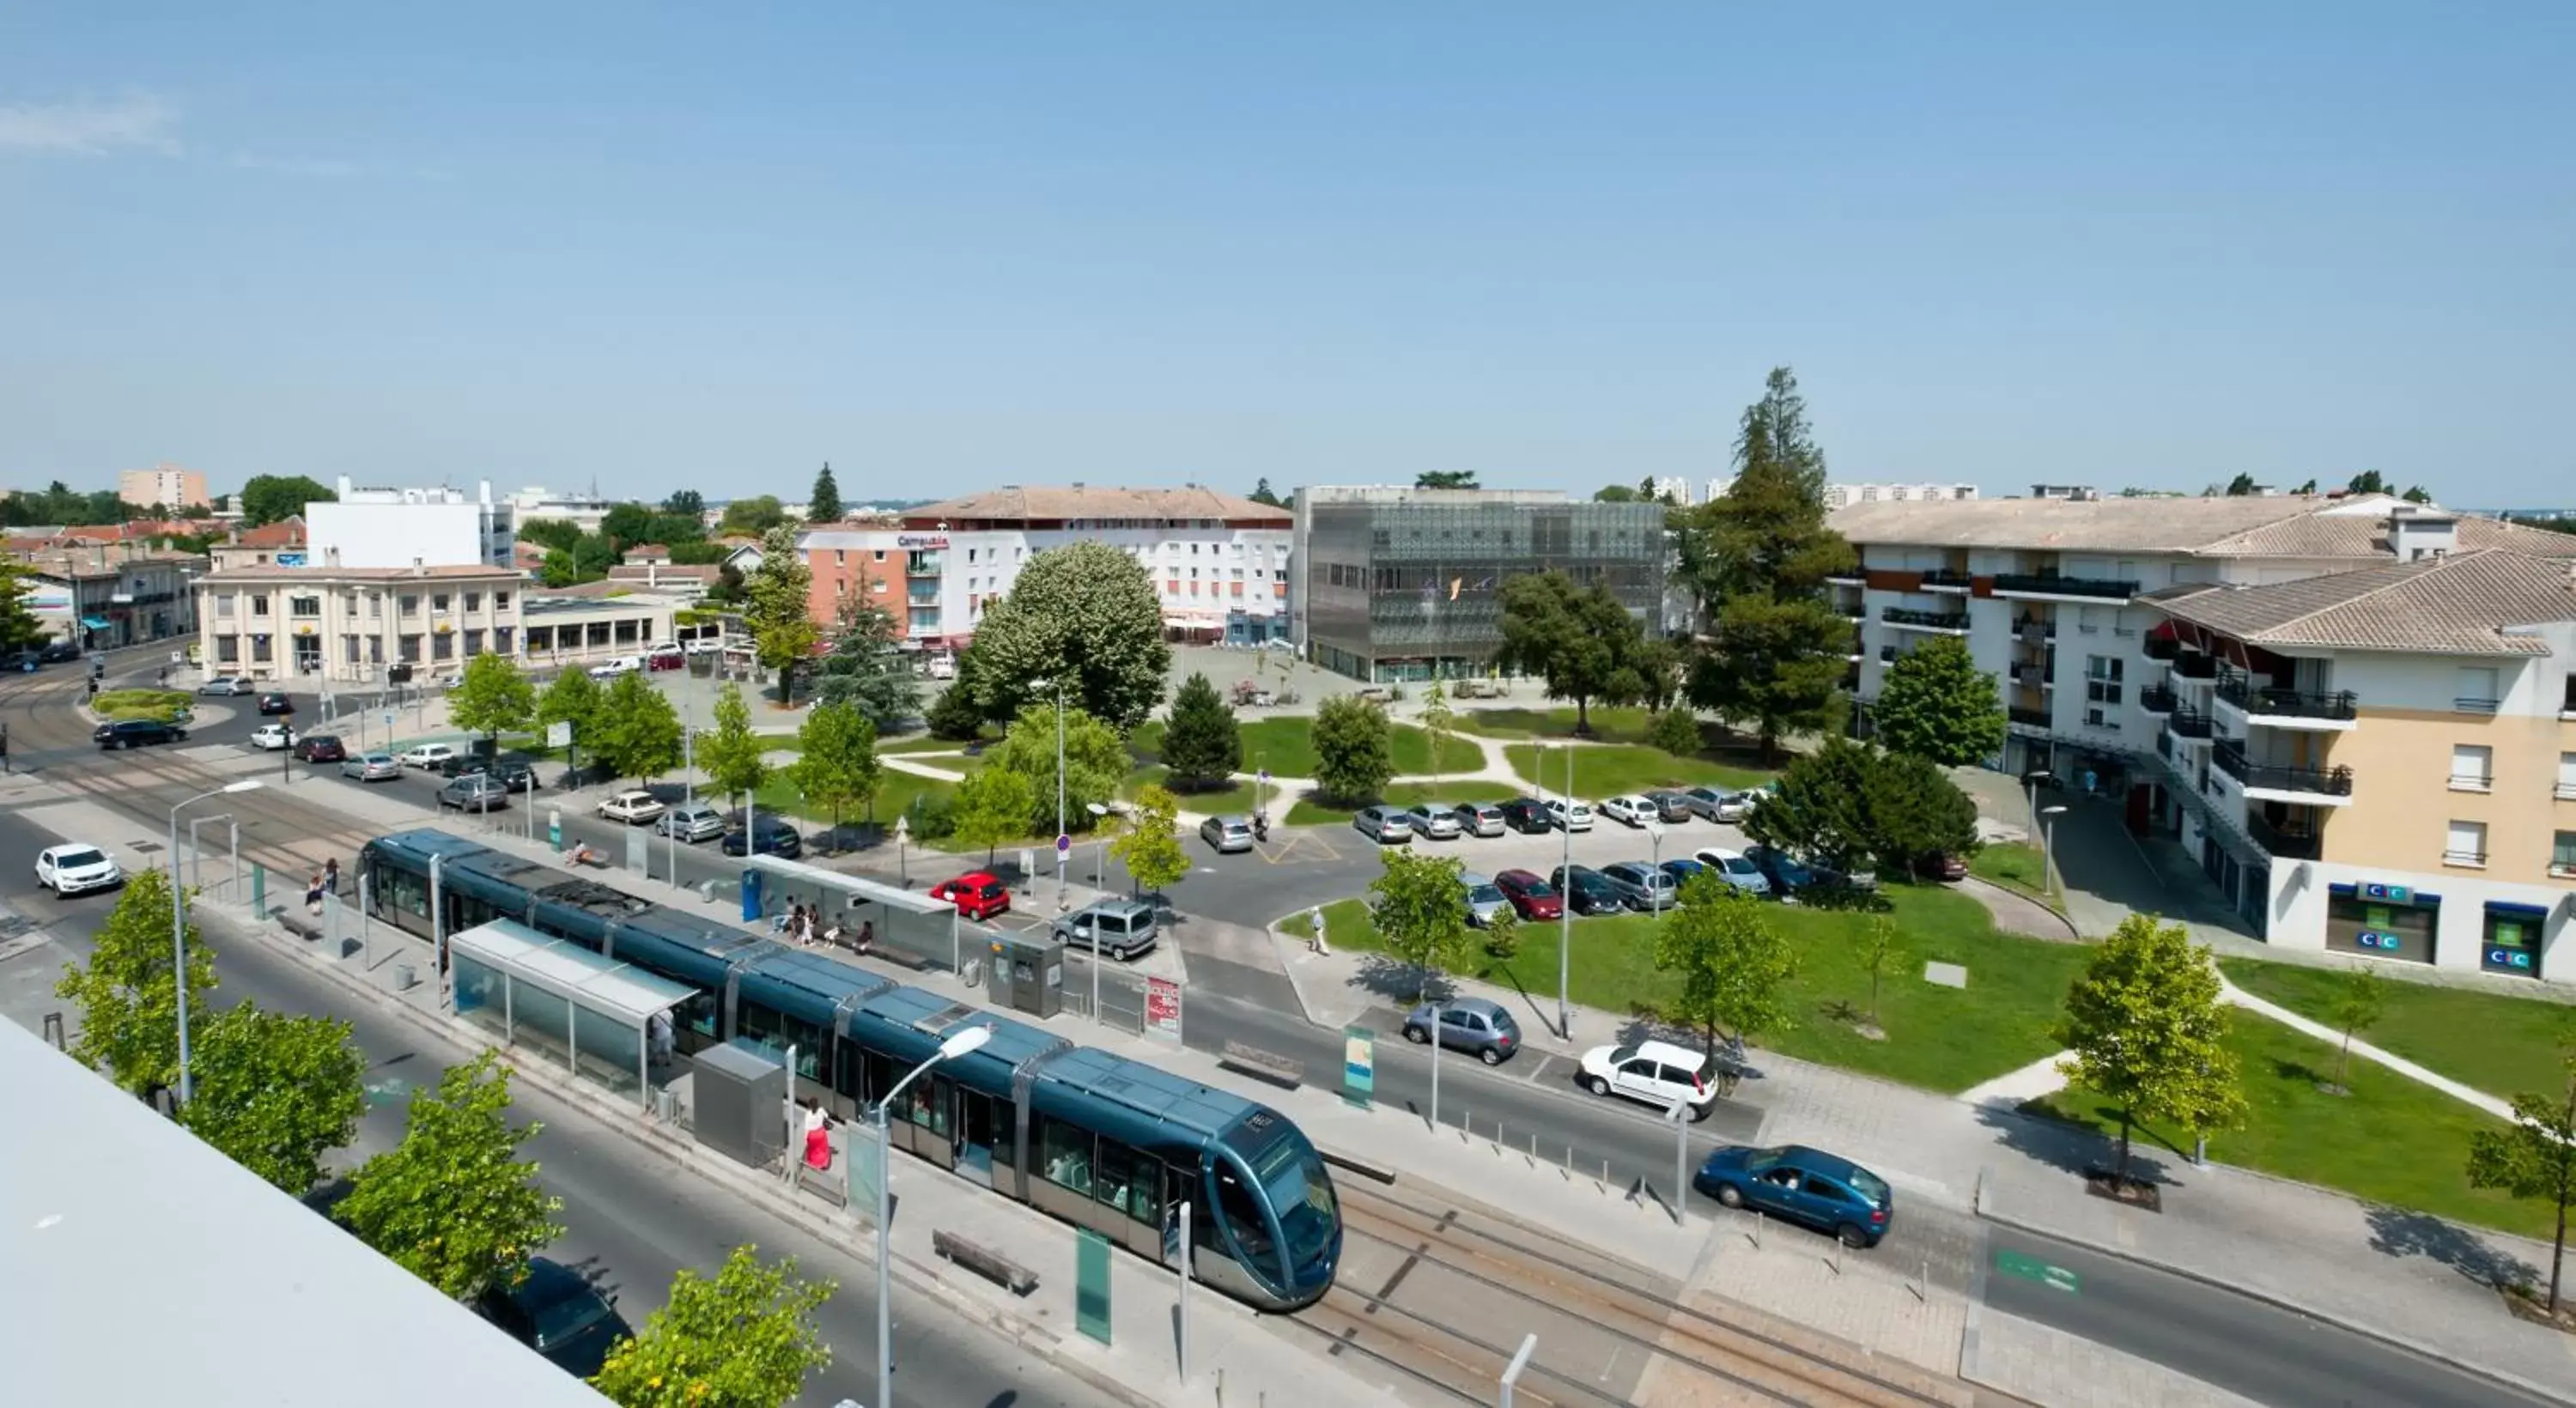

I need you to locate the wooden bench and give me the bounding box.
[1219,1041,1304,1089]
[933,1229,1039,1296]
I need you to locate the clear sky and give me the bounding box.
[3,3,2569,505]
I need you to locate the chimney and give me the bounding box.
[413,556,426,578]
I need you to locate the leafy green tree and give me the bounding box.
[668,538,731,565]
[2403,484,2434,505]
[337,1051,565,1302]
[448,653,536,753]
[1646,706,1702,757]
[517,518,587,552]
[970,541,1171,731]
[1481,903,1522,960]
[1862,750,1981,875]
[813,603,918,732]
[1159,672,1242,790]
[1368,849,1472,1004]
[1311,694,1394,804]
[600,501,659,549]
[1492,569,1658,736]
[1414,470,1479,489]
[595,671,685,785]
[239,473,337,527]
[56,868,216,1097]
[720,495,788,533]
[538,667,605,776]
[1247,478,1285,507]
[742,525,817,703]
[1860,914,1905,1026]
[2054,914,2248,1189]
[1593,483,1641,502]
[697,682,769,806]
[2327,963,2386,1094]
[1111,786,1189,901]
[806,463,842,524]
[950,766,1036,865]
[1416,681,1455,783]
[926,678,986,742]
[1745,737,1977,879]
[646,512,706,545]
[989,702,1129,834]
[2224,472,2258,496]
[1871,634,2006,767]
[2347,470,2390,495]
[1655,875,1797,1065]
[663,489,706,517]
[590,1246,834,1408]
[789,701,879,839]
[0,558,49,652]
[179,1003,367,1195]
[2467,1032,2576,1312]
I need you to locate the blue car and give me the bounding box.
[1742,844,1818,898]
[1693,1144,1893,1248]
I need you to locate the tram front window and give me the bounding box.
[1249,1132,1336,1265]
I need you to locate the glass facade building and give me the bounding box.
[1295,489,1668,683]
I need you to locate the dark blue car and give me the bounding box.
[1693,1144,1893,1247]
[1741,844,1818,898]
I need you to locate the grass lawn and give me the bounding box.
[1124,765,1260,816]
[2218,957,2576,1103]
[1971,842,2056,903]
[2022,1015,2546,1241]
[95,689,192,724]
[1132,716,1481,780]
[1282,780,1522,827]
[1504,743,1771,797]
[1284,883,2088,1093]
[880,733,969,755]
[1453,705,1660,742]
[753,765,957,836]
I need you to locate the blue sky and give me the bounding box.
[3,3,2569,505]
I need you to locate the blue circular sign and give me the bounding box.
[1056,834,1072,854]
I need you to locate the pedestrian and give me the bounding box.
[801,1098,833,1171]
[855,919,874,956]
[305,871,325,917]
[1307,905,1330,956]
[324,857,340,897]
[647,1009,675,1072]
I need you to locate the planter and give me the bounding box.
[2082,1166,2163,1211]
[2500,1284,2576,1335]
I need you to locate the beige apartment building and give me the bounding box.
[194,565,680,686]
[119,463,211,511]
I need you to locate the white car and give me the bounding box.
[588,656,643,679]
[1692,847,1774,898]
[36,844,125,897]
[248,723,296,751]
[1545,798,1594,832]
[399,742,459,769]
[1599,794,1657,828]
[597,789,667,825]
[683,637,725,655]
[1578,1039,1720,1121]
[197,676,253,696]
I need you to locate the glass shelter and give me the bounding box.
[449,919,696,1109]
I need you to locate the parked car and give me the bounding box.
[1401,996,1521,1065]
[1683,786,1751,823]
[341,751,402,782]
[1597,861,1678,913]
[1545,798,1595,832]
[1693,1144,1893,1249]
[248,723,297,751]
[437,774,511,813]
[1659,857,1712,895]
[655,802,727,842]
[597,790,667,825]
[477,757,540,792]
[94,719,185,750]
[256,691,295,715]
[929,871,1013,921]
[1199,815,1255,853]
[1352,806,1415,844]
[683,636,725,655]
[0,649,39,673]
[39,640,82,664]
[475,1255,634,1381]
[587,656,643,679]
[35,844,124,897]
[1053,899,1157,961]
[398,742,458,770]
[1599,794,1657,828]
[1492,868,1563,921]
[291,733,347,763]
[1449,801,1507,838]
[1692,847,1774,898]
[1742,845,1819,899]
[647,647,685,671]
[197,676,253,696]
[1498,797,1555,834]
[1460,871,1511,927]
[720,816,803,859]
[1548,864,1624,916]
[1402,804,1463,840]
[1915,851,1970,883]
[1578,1039,1721,1121]
[1646,792,1695,824]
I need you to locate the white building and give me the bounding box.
[1820,482,1981,510]
[505,486,613,534]
[1649,476,1695,506]
[307,477,516,570]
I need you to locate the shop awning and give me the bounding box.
[79,616,112,630]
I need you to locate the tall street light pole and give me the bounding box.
[2040,804,2069,901]
[171,779,264,1105]
[872,1023,993,1408]
[1557,743,1574,1040]
[1031,677,1067,910]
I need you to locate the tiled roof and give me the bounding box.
[606,562,720,583]
[2150,550,2576,656]
[235,516,306,549]
[908,484,1291,525]
[1828,495,2348,552]
[199,563,522,582]
[2193,512,2576,561]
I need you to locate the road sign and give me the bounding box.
[546,720,574,748]
[1994,1250,2080,1293]
[1258,769,1270,782]
[1056,833,1072,855]
[1145,977,1182,1041]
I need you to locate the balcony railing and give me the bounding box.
[2140,683,2178,714]
[2454,697,2500,715]
[1918,568,1974,590]
[2443,849,2488,868]
[1882,606,1971,632]
[2144,636,2179,661]
[2009,706,2051,729]
[2214,740,2354,797]
[1992,573,2141,600]
[2558,781,2576,802]
[1825,569,1864,585]
[2216,675,2359,721]
[2013,617,2057,642]
[2167,707,2215,740]
[2173,652,2218,680]
[2247,815,2323,860]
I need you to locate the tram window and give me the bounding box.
[1093,1138,1158,1224]
[863,1052,894,1109]
[904,1076,950,1136]
[1040,1116,1094,1196]
[1214,1163,1275,1260]
[734,1001,822,1079]
[676,990,720,1041]
[833,1044,863,1102]
[382,867,428,920]
[993,1104,1016,1168]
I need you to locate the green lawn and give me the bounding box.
[1285,883,2087,1093]
[753,766,959,841]
[2023,1016,2545,1241]
[95,689,192,724]
[1282,780,1522,827]
[1123,765,1260,816]
[2219,957,2576,1103]
[1971,842,2055,903]
[1453,705,1659,742]
[880,733,969,755]
[1132,716,1480,780]
[1503,743,1771,797]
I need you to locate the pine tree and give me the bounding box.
[1159,673,1242,790]
[807,463,842,525]
[1871,635,2007,767]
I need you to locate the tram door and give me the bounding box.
[954,1087,999,1188]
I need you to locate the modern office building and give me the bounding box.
[1292,486,1668,683]
[505,485,614,534]
[118,461,210,510]
[1649,476,1695,506]
[307,476,517,570]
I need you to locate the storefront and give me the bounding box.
[2482,901,2549,980]
[2324,881,2439,966]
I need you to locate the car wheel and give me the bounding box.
[1479,1047,1503,1066]
[1403,1024,1427,1045]
[1713,1182,1747,1208]
[1837,1223,1869,1249]
[1688,1101,1713,1123]
[1586,1075,1611,1097]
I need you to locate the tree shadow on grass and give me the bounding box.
[2364,1205,2541,1292]
[1975,1097,2184,1186]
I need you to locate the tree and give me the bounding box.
[1111,786,1189,901]
[599,501,659,549]
[239,474,337,527]
[337,1051,564,1302]
[988,702,1129,834]
[1368,849,1473,1004]
[2293,478,2318,495]
[969,541,1170,731]
[1247,478,1285,507]
[1745,737,1977,880]
[2403,484,2434,505]
[1647,706,1702,757]
[789,701,879,840]
[697,682,769,806]
[741,525,817,703]
[595,670,685,784]
[2053,914,2247,1190]
[720,495,787,533]
[55,868,216,1097]
[0,558,48,652]
[1861,750,1982,875]
[590,1246,834,1408]
[179,1003,367,1195]
[1860,915,1905,1025]
[2347,470,2390,495]
[950,765,1036,865]
[1871,635,2007,767]
[448,653,536,752]
[1159,673,1242,790]
[1415,470,1479,489]
[2219,472,2256,496]
[1491,569,1656,735]
[926,679,986,742]
[1593,483,1641,502]
[2466,1032,2576,1313]
[538,667,605,777]
[806,463,842,525]
[1656,875,1797,1065]
[663,489,706,517]
[518,517,587,552]
[1482,903,1522,960]
[2326,963,2386,1095]
[812,604,918,732]
[1311,694,1394,804]
[1416,681,1455,784]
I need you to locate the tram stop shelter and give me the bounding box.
[736,853,963,973]
[449,918,696,1111]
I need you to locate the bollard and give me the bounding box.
[1910,1257,1928,1304]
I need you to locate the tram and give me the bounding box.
[355,828,1340,1310]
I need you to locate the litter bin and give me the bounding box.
[987,932,1065,1019]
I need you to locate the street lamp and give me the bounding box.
[2022,769,2053,838]
[2039,804,2069,901]
[1552,743,1574,1039]
[171,779,264,1105]
[1030,677,1068,910]
[1644,818,1667,913]
[1085,801,1111,1026]
[872,1023,994,1408]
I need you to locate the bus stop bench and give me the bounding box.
[1219,1041,1303,1089]
[933,1229,1038,1296]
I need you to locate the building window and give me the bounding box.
[368,636,384,664]
[2325,886,2437,964]
[465,592,482,611]
[2486,904,2547,977]
[495,591,511,610]
[399,634,422,663]
[215,593,235,619]
[216,636,239,664]
[432,593,451,612]
[250,595,270,616]
[343,635,361,664]
[2456,666,2500,713]
[2450,744,2494,792]
[432,632,454,661]
[289,595,321,618]
[2445,819,2488,868]
[495,627,513,653]
[2560,753,2576,802]
[464,629,484,657]
[250,634,271,663]
[368,593,382,618]
[399,594,420,616]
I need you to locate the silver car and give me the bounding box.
[1451,801,1507,838]
[1461,872,1511,927]
[1402,804,1462,840]
[1199,815,1255,853]
[1598,861,1679,912]
[340,751,402,782]
[1353,806,1415,844]
[1682,786,1747,822]
[656,802,727,842]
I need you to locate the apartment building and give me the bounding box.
[118,462,210,511]
[9,543,205,648]
[306,476,516,569]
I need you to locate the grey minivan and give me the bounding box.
[1598,861,1679,913]
[1054,899,1158,961]
[1401,997,1521,1065]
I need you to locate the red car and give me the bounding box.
[1915,852,1970,883]
[647,648,685,671]
[928,871,1012,921]
[1492,868,1564,921]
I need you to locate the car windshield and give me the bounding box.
[1518,877,1556,897]
[529,1289,614,1349]
[1608,1044,1641,1065]
[1846,1167,1892,1205]
[1467,883,1504,905]
[1722,857,1761,877]
[54,849,106,869]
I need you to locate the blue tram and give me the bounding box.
[356,828,1340,1310]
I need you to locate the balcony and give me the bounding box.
[2167,707,2215,740]
[1881,606,1971,634]
[2214,740,2354,804]
[2215,674,2360,727]
[2009,706,2051,730]
[906,553,944,576]
[2012,665,2051,692]
[1825,569,1864,586]
[1992,573,2141,603]
[2144,636,2179,662]
[1918,568,1974,593]
[2173,652,2218,680]
[2246,814,2323,860]
[2139,683,2178,715]
[2013,617,2057,645]
[2454,696,2501,715]
[2559,781,2576,802]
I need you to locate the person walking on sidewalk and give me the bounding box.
[324,857,340,897]
[1307,905,1331,956]
[304,872,325,917]
[800,1098,832,1171]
